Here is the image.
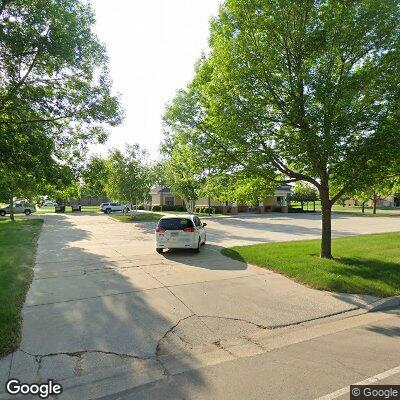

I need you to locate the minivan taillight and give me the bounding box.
[156,227,166,233]
[183,227,195,233]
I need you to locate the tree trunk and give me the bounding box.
[208,196,211,216]
[361,201,366,213]
[320,189,332,259]
[9,194,14,221]
[373,194,377,214]
[185,200,195,214]
[313,201,316,212]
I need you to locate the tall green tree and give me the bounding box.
[81,156,109,199]
[290,183,319,211]
[0,0,123,218]
[0,126,56,219]
[354,178,400,214]
[163,141,203,213]
[105,145,152,207]
[168,0,400,258]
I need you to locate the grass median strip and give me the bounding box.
[111,212,164,223]
[222,232,400,298]
[0,219,43,357]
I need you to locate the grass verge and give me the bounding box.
[290,201,400,217]
[222,232,400,298]
[111,212,164,223]
[0,219,43,357]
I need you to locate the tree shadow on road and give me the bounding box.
[365,324,400,337]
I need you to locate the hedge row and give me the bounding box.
[151,205,187,212]
[195,207,218,214]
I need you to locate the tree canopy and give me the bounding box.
[0,0,123,217]
[105,145,153,206]
[81,156,109,199]
[164,0,400,258]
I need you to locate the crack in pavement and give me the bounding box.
[213,339,236,357]
[35,355,43,381]
[155,315,196,357]
[243,335,268,350]
[155,314,269,359]
[16,347,172,383]
[16,313,199,381]
[73,353,83,377]
[264,307,361,330]
[19,348,150,361]
[197,315,269,330]
[33,262,158,281]
[114,246,218,339]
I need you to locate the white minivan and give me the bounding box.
[155,215,207,253]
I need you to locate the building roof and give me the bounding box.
[150,186,172,195]
[276,184,292,192]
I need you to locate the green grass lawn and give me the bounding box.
[0,219,43,357]
[222,232,400,298]
[291,201,400,217]
[330,205,400,216]
[111,212,164,223]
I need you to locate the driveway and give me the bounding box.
[1,213,399,399]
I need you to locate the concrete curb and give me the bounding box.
[365,296,400,312]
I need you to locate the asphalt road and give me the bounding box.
[100,309,400,400]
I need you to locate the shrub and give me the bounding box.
[195,207,216,214]
[152,205,162,212]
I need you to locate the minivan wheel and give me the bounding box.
[156,248,163,254]
[24,209,31,216]
[105,208,111,214]
[0,210,5,217]
[194,238,201,253]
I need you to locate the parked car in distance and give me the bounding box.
[42,201,58,207]
[0,203,36,216]
[100,202,129,214]
[155,215,207,253]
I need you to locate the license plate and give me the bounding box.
[170,232,179,237]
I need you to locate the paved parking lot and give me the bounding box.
[203,212,400,247]
[1,212,399,399]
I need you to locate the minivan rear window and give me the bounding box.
[158,218,193,230]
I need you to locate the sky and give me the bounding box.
[91,0,222,159]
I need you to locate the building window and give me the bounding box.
[165,197,175,206]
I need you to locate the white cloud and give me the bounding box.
[91,0,222,159]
